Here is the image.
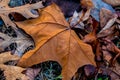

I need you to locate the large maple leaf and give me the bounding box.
[16,4,96,80]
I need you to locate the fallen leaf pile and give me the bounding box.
[0,0,120,80]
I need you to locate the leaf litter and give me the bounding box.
[0,0,120,80]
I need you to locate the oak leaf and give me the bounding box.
[0,52,29,80]
[0,52,20,64]
[16,4,96,80]
[0,28,34,57]
[0,0,44,28]
[0,64,29,80]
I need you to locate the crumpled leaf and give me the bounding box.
[82,19,104,62]
[16,4,96,80]
[103,0,120,6]
[0,0,44,28]
[70,9,91,29]
[0,52,20,64]
[70,11,84,29]
[83,18,99,44]
[100,38,120,65]
[0,27,34,57]
[90,0,115,21]
[0,64,29,80]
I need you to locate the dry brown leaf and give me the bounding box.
[83,18,98,44]
[99,15,117,33]
[100,8,116,28]
[0,64,29,80]
[16,4,96,80]
[103,0,120,6]
[0,0,44,28]
[102,38,120,65]
[102,46,112,62]
[0,52,28,80]
[82,19,103,62]
[0,52,20,64]
[97,25,115,38]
